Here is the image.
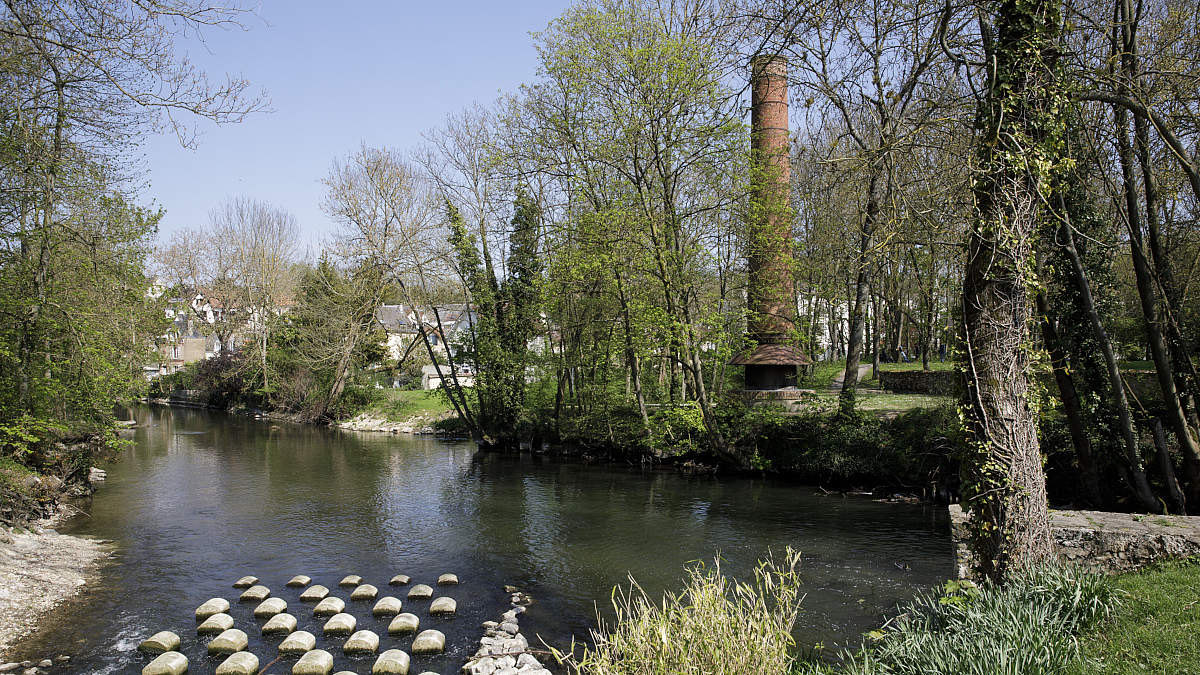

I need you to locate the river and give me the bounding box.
[13,404,953,673]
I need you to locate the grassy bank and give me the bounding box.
[363,389,453,422]
[1071,559,1200,673]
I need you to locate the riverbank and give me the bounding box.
[0,517,110,660]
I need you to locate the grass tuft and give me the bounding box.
[798,565,1118,675]
[562,549,804,675]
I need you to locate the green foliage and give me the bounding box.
[0,415,66,461]
[560,549,804,675]
[647,402,707,458]
[799,565,1118,675]
[741,404,965,488]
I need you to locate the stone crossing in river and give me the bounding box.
[134,571,550,675]
[462,586,552,675]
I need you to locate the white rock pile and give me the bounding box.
[462,586,551,675]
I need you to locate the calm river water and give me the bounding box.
[13,404,954,673]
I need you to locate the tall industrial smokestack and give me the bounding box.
[732,55,811,391]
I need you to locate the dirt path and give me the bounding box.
[829,364,872,392]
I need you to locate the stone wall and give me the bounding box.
[878,370,960,396]
[948,504,1200,578]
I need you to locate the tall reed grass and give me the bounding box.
[560,548,804,675]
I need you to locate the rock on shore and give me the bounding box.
[0,523,109,657]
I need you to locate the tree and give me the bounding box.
[447,190,543,445]
[517,0,750,462]
[0,0,262,489]
[210,197,299,396]
[271,258,385,422]
[959,0,1060,580]
[157,197,299,399]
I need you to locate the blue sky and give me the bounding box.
[142,1,571,249]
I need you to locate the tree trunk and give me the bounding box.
[961,0,1057,581]
[1057,211,1158,511]
[1035,285,1103,507]
[839,170,880,415]
[1114,99,1200,506]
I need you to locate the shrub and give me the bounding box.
[797,565,1119,675]
[647,402,707,458]
[561,549,804,675]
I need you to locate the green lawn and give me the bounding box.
[807,390,952,415]
[1074,559,1200,674]
[802,361,846,389]
[366,389,453,422]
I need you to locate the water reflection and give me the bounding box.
[11,405,954,673]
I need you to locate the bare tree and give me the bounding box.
[209,197,298,393]
[321,145,480,428]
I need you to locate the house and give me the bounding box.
[421,364,475,391]
[374,303,464,361]
[148,306,221,378]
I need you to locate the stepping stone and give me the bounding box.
[233,576,258,588]
[142,651,188,675]
[499,621,519,635]
[196,597,231,620]
[372,596,403,617]
[387,575,410,586]
[138,631,180,654]
[323,612,356,635]
[338,575,362,587]
[278,630,316,654]
[371,649,410,675]
[387,613,419,634]
[208,628,249,655]
[292,649,333,675]
[240,585,271,602]
[299,585,329,602]
[198,613,235,634]
[350,584,378,601]
[429,597,456,616]
[406,584,432,600]
[411,629,445,655]
[343,629,380,655]
[313,596,345,616]
[253,597,287,618]
[261,612,297,635]
[286,575,312,587]
[215,651,259,675]
[518,654,545,671]
[436,573,458,585]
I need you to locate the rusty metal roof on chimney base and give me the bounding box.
[729,343,813,366]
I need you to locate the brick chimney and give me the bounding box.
[732,55,811,390]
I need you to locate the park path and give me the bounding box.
[830,364,872,392]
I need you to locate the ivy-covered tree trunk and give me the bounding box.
[960,0,1060,581]
[447,191,543,447]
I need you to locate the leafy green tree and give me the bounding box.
[447,191,543,445]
